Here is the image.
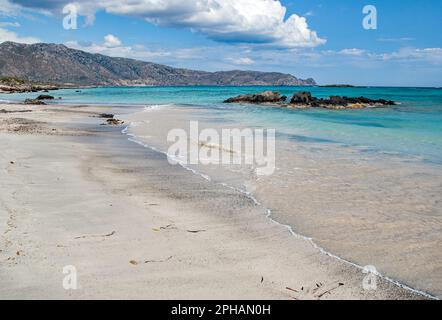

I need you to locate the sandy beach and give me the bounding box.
[0,102,430,300]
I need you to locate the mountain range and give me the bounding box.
[0,41,316,87]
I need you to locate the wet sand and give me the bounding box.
[0,103,428,299]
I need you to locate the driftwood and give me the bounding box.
[74,231,116,239]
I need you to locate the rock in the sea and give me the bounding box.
[224,91,287,104]
[24,99,46,105]
[224,90,396,110]
[290,91,317,104]
[289,91,396,109]
[36,94,55,100]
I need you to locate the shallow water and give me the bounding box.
[2,86,441,163]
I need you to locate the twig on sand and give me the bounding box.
[74,231,116,239]
[286,287,299,293]
[129,256,173,265]
[152,224,177,232]
[186,229,206,233]
[312,282,323,294]
[315,282,345,298]
[144,256,173,264]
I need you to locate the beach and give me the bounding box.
[0,102,427,300]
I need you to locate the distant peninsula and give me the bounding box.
[320,84,359,88]
[0,41,316,87]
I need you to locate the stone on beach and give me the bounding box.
[106,118,124,125]
[24,99,46,105]
[99,113,114,119]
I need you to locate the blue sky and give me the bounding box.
[0,0,441,86]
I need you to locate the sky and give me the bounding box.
[0,0,441,87]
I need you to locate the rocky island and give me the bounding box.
[224,91,396,110]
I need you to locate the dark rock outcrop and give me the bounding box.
[36,94,54,100]
[98,113,114,119]
[224,91,396,109]
[289,91,396,109]
[24,99,46,105]
[105,118,124,125]
[224,91,287,104]
[290,91,315,104]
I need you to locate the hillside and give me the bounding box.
[0,42,316,87]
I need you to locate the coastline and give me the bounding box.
[120,104,442,299]
[0,102,428,300]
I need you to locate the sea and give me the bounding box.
[2,86,441,163]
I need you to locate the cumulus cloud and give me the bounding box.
[10,0,325,48]
[0,27,39,43]
[103,34,122,47]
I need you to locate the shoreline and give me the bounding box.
[125,125,438,300]
[120,104,442,299]
[0,102,433,299]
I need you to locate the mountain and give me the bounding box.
[0,42,316,87]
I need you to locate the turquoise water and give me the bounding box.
[2,86,442,163]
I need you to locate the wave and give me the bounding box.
[143,103,175,112]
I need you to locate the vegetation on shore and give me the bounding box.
[0,76,59,93]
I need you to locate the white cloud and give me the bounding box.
[102,0,326,48]
[0,21,20,27]
[375,47,442,64]
[65,37,172,60]
[226,57,255,65]
[339,48,366,56]
[0,27,39,43]
[103,34,122,47]
[0,0,21,16]
[11,0,325,49]
[377,37,414,43]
